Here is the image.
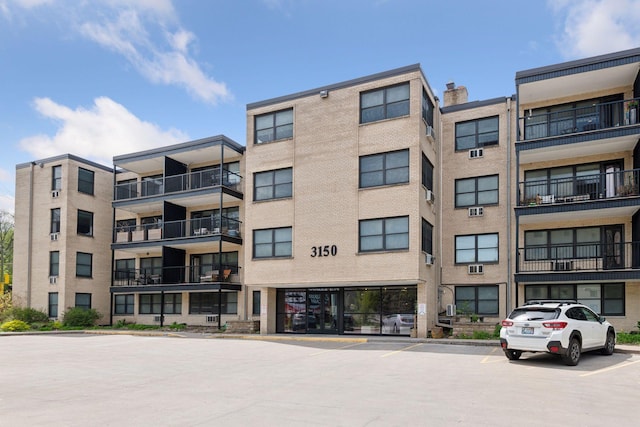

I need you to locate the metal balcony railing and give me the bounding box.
[112,264,240,287]
[114,216,241,243]
[517,241,640,273]
[520,98,639,141]
[114,166,242,201]
[518,168,640,206]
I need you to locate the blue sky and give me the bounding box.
[1,0,640,214]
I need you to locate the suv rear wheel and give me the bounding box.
[504,350,522,360]
[561,337,581,366]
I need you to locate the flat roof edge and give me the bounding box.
[440,96,514,113]
[16,153,113,172]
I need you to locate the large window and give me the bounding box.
[252,291,261,315]
[422,219,433,254]
[139,293,182,314]
[141,175,163,196]
[359,216,409,252]
[75,293,91,310]
[189,292,238,314]
[455,116,499,150]
[524,227,602,260]
[360,82,410,124]
[78,167,94,195]
[525,284,624,316]
[455,233,499,264]
[422,154,433,191]
[48,292,58,317]
[254,168,293,201]
[255,108,293,144]
[455,286,499,315]
[115,258,135,285]
[253,227,292,258]
[49,251,59,277]
[51,208,61,234]
[52,165,62,190]
[455,175,499,207]
[140,257,162,277]
[523,162,610,201]
[422,88,434,127]
[114,294,134,315]
[77,210,93,236]
[359,150,409,188]
[76,252,93,278]
[116,178,137,200]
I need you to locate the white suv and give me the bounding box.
[499,301,616,366]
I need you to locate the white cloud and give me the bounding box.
[551,0,640,58]
[19,97,188,166]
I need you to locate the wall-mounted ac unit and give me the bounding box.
[468,264,484,274]
[51,190,60,198]
[426,125,435,140]
[425,253,434,265]
[153,316,163,322]
[468,207,484,217]
[552,260,573,271]
[469,148,484,159]
[49,276,58,284]
[426,189,435,203]
[446,304,456,316]
[205,315,219,323]
[50,233,59,241]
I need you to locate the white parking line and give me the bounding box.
[579,359,640,377]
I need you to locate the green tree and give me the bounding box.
[0,210,13,289]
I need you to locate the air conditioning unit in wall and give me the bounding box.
[468,264,484,274]
[468,207,484,217]
[469,148,484,159]
[552,260,573,271]
[426,125,436,140]
[205,315,219,323]
[446,304,456,316]
[49,276,58,284]
[425,189,435,203]
[51,190,60,198]
[153,316,163,322]
[50,233,59,241]
[425,253,434,265]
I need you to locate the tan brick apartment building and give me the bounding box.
[13,47,640,335]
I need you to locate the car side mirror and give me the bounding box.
[599,316,606,323]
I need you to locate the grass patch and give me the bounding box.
[617,332,640,345]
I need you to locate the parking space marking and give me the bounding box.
[380,343,423,357]
[309,342,364,356]
[579,358,640,377]
[480,347,504,363]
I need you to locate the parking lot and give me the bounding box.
[1,333,639,426]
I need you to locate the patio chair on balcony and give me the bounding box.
[540,194,555,204]
[200,270,217,283]
[221,269,232,281]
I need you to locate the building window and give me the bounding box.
[51,208,61,233]
[455,286,499,315]
[139,294,160,314]
[359,216,409,252]
[48,292,58,317]
[422,154,434,191]
[116,178,137,200]
[52,165,62,190]
[422,219,433,254]
[115,258,135,286]
[254,168,293,201]
[253,227,292,258]
[255,108,293,144]
[141,175,163,196]
[455,233,499,264]
[359,150,409,188]
[252,290,261,315]
[140,257,162,277]
[455,175,499,207]
[422,88,434,127]
[524,227,602,260]
[525,283,624,316]
[360,82,410,124]
[77,210,93,236]
[78,167,94,195]
[189,292,238,314]
[75,293,92,310]
[49,251,59,277]
[114,294,135,315]
[76,252,93,278]
[455,116,499,150]
[164,293,182,314]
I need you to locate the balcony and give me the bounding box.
[114,216,242,244]
[113,264,240,288]
[518,168,639,207]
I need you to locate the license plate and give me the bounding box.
[522,327,534,335]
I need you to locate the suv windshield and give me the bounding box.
[509,308,558,321]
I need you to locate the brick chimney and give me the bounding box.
[443,81,468,107]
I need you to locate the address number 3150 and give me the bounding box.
[310,245,338,257]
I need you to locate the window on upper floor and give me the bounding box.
[359,216,409,253]
[455,286,499,315]
[455,116,499,151]
[253,227,292,259]
[360,82,410,124]
[140,257,162,276]
[422,219,433,254]
[49,251,59,277]
[359,150,409,188]
[77,210,93,237]
[254,168,293,201]
[52,165,62,191]
[455,233,498,264]
[50,208,61,234]
[524,226,604,261]
[116,178,137,200]
[141,175,163,196]
[115,258,135,285]
[255,108,293,144]
[455,175,499,207]
[75,293,92,310]
[422,88,434,127]
[422,153,433,190]
[76,252,93,278]
[525,283,624,316]
[78,167,94,195]
[114,294,134,315]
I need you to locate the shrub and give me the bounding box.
[7,307,50,324]
[1,319,30,332]
[62,307,101,327]
[168,322,186,331]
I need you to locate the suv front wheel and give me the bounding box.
[561,337,581,366]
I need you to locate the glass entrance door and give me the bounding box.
[308,290,338,333]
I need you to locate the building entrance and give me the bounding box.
[307,290,338,333]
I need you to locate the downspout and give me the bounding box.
[218,143,224,330]
[506,97,513,314]
[110,166,116,326]
[26,162,35,307]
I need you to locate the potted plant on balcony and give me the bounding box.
[626,100,638,125]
